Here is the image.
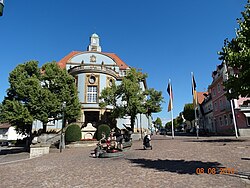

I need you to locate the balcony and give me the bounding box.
[68,64,119,78]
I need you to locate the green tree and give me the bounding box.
[165,121,172,130]
[0,61,81,134]
[40,62,81,130]
[154,117,162,128]
[100,68,163,131]
[165,114,183,131]
[174,115,184,131]
[0,61,41,134]
[182,103,195,126]
[144,88,164,130]
[219,1,250,99]
[0,100,33,134]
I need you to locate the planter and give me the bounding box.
[99,151,124,158]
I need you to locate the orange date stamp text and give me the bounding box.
[196,167,236,175]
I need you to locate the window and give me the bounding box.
[213,88,216,96]
[87,86,97,103]
[229,114,233,124]
[217,83,221,93]
[224,115,228,126]
[220,117,223,126]
[214,102,217,111]
[220,100,223,110]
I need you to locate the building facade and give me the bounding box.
[208,62,250,136]
[33,34,150,133]
[199,93,215,133]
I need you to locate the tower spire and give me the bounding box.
[88,33,101,52]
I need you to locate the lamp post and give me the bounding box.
[60,101,66,153]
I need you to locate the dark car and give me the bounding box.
[159,128,167,135]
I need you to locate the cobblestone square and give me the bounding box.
[0,135,249,188]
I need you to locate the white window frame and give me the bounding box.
[87,86,98,103]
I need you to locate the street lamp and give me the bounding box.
[60,101,66,152]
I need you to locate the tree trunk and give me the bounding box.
[42,122,47,133]
[130,115,136,132]
[147,115,150,133]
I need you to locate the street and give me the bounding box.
[0,135,249,188]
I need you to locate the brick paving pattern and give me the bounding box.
[0,135,249,188]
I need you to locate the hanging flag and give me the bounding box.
[167,80,173,112]
[192,73,198,109]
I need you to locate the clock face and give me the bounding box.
[89,76,96,84]
[92,38,96,44]
[109,79,113,87]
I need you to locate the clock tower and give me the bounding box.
[88,33,102,52]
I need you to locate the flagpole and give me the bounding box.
[191,72,199,139]
[169,79,174,139]
[224,62,238,138]
[171,106,174,139]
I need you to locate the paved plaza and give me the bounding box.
[0,135,250,188]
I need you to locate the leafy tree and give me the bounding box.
[144,88,164,130]
[219,1,250,99]
[164,114,183,131]
[174,115,184,131]
[0,61,81,134]
[182,103,195,126]
[0,61,41,134]
[0,100,33,134]
[100,68,163,131]
[154,117,162,128]
[176,114,184,126]
[40,62,81,130]
[165,121,172,130]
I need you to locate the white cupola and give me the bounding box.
[87,33,102,52]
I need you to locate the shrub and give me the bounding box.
[97,124,110,141]
[65,124,82,142]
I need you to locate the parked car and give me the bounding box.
[159,128,167,135]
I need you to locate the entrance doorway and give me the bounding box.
[84,111,99,127]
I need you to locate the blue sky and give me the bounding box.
[0,0,246,124]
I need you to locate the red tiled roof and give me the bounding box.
[57,51,129,70]
[104,53,129,70]
[57,51,82,69]
[197,92,208,104]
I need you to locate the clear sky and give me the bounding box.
[0,0,246,124]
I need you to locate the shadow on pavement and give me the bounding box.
[0,147,27,155]
[184,139,246,143]
[241,157,250,161]
[128,158,223,175]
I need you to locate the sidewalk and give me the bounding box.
[0,135,249,188]
[0,146,29,164]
